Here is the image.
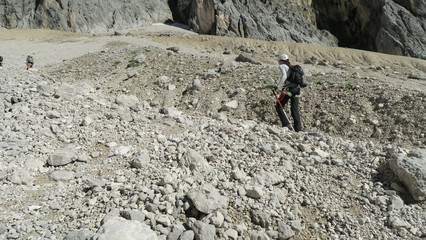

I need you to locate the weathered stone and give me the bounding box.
[50,171,75,181]
[93,217,158,240]
[47,148,78,166]
[120,210,146,223]
[8,168,32,185]
[278,222,296,240]
[389,149,426,201]
[408,71,426,80]
[245,186,264,199]
[250,210,270,228]
[115,95,139,107]
[235,53,261,65]
[187,184,229,214]
[131,152,151,169]
[190,220,215,240]
[222,100,238,111]
[179,149,211,173]
[65,229,94,240]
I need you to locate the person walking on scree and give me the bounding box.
[273,54,302,132]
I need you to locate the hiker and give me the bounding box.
[272,54,302,132]
[0,56,3,68]
[26,55,34,70]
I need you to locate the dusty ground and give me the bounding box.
[1,25,425,148]
[0,25,425,240]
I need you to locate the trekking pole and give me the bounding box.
[272,88,288,109]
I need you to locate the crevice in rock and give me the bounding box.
[167,0,190,24]
[311,0,383,52]
[35,0,44,13]
[373,162,418,205]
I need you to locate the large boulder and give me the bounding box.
[389,149,426,201]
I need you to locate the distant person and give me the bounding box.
[0,55,3,68]
[272,54,302,132]
[26,55,34,70]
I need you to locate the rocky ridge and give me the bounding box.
[0,29,425,239]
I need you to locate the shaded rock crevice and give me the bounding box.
[312,0,426,59]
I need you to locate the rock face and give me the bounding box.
[0,0,172,33]
[313,0,426,59]
[176,0,338,46]
[0,0,424,58]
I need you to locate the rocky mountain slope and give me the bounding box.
[0,0,425,59]
[0,27,425,239]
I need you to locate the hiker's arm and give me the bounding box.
[276,65,288,89]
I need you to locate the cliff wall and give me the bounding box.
[0,0,424,59]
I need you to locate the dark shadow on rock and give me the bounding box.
[373,161,419,204]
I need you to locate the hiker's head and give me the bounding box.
[277,54,290,65]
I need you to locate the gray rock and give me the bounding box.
[180,230,195,240]
[388,149,426,201]
[189,78,204,92]
[37,81,55,96]
[46,110,61,119]
[225,229,238,240]
[65,229,94,240]
[93,216,158,240]
[115,94,139,107]
[408,71,426,80]
[179,149,211,173]
[388,195,404,211]
[235,53,261,65]
[290,220,303,233]
[167,46,180,53]
[55,83,76,99]
[133,54,147,63]
[167,231,180,240]
[0,224,7,235]
[277,222,296,240]
[249,230,270,240]
[187,183,229,214]
[155,76,170,86]
[121,210,146,223]
[50,171,75,181]
[156,215,172,227]
[48,148,78,166]
[190,220,215,240]
[388,216,410,229]
[101,208,120,225]
[219,60,236,74]
[8,168,32,185]
[126,70,138,79]
[161,107,182,118]
[245,186,264,199]
[222,100,238,111]
[250,210,270,228]
[131,152,151,169]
